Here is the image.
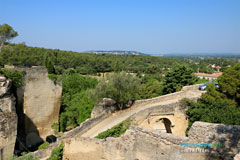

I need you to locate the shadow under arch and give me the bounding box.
[160,118,172,133]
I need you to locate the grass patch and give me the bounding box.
[95,118,131,139]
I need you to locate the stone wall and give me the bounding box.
[63,122,240,160]
[0,77,17,160]
[16,66,62,148]
[59,112,107,140]
[133,84,201,107]
[130,102,188,136]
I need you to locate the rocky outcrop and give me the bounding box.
[91,98,117,118]
[16,66,62,148]
[63,121,240,160]
[0,76,17,160]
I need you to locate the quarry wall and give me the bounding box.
[0,77,17,160]
[15,66,62,148]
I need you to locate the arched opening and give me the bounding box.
[160,118,172,133]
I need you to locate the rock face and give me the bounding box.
[16,66,62,148]
[0,76,17,160]
[91,98,117,118]
[63,122,240,160]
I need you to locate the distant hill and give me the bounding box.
[86,50,146,55]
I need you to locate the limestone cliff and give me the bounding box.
[0,76,17,160]
[16,66,62,148]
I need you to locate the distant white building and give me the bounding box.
[194,72,222,81]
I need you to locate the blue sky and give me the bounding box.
[1,0,240,54]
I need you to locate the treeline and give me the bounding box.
[0,43,184,75]
[167,55,238,73]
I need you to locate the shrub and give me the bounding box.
[51,122,59,134]
[38,142,50,150]
[47,143,64,160]
[0,69,25,88]
[95,118,131,139]
[8,153,38,160]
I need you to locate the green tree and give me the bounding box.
[0,24,18,52]
[137,79,163,99]
[45,56,55,74]
[92,72,140,109]
[185,84,239,134]
[59,74,98,131]
[185,63,240,135]
[163,65,197,94]
[218,62,240,105]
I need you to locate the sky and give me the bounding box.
[0,0,240,54]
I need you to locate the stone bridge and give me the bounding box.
[78,84,203,138]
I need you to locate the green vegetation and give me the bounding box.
[48,74,61,84]
[184,63,240,135]
[47,143,64,160]
[137,74,164,99]
[0,24,18,53]
[163,65,198,94]
[0,43,183,74]
[95,118,131,139]
[92,72,140,109]
[167,55,239,73]
[51,123,59,135]
[9,153,38,160]
[59,74,98,131]
[0,69,25,88]
[38,142,50,150]
[194,77,210,84]
[218,63,240,105]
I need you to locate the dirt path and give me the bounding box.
[79,89,203,138]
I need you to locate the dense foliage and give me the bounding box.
[185,63,240,134]
[59,74,98,131]
[0,43,183,75]
[0,69,25,89]
[218,63,240,105]
[92,72,140,109]
[47,143,64,160]
[0,24,18,52]
[137,74,164,99]
[163,65,198,94]
[95,118,131,139]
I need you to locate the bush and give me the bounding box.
[9,153,38,160]
[48,74,60,84]
[38,142,50,150]
[0,69,25,89]
[51,122,59,134]
[47,143,64,160]
[92,72,140,109]
[95,118,131,139]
